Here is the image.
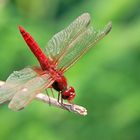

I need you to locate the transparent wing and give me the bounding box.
[0,68,38,104]
[57,22,112,72]
[8,73,54,111]
[45,13,90,65]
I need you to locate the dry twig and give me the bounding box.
[0,81,87,116]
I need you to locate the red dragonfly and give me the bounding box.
[0,13,112,111]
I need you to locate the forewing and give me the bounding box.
[0,68,38,104]
[8,74,54,111]
[45,13,90,65]
[56,22,112,72]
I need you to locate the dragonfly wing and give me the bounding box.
[0,84,18,104]
[45,12,112,72]
[8,74,54,111]
[56,22,112,72]
[0,67,38,104]
[45,13,90,65]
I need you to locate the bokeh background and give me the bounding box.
[0,0,140,140]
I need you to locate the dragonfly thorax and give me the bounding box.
[51,74,76,101]
[52,75,67,91]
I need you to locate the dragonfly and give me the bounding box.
[0,13,112,111]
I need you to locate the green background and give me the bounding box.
[0,0,140,140]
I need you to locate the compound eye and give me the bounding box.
[68,92,76,101]
[69,87,75,92]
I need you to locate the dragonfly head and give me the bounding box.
[62,87,76,101]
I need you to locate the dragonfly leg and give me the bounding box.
[45,90,51,106]
[57,92,60,103]
[50,88,55,98]
[68,100,74,110]
[61,96,70,111]
[61,96,63,104]
[57,92,69,111]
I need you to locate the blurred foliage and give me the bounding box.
[0,0,140,140]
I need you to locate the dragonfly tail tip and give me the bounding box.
[18,25,25,33]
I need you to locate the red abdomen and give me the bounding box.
[19,26,50,71]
